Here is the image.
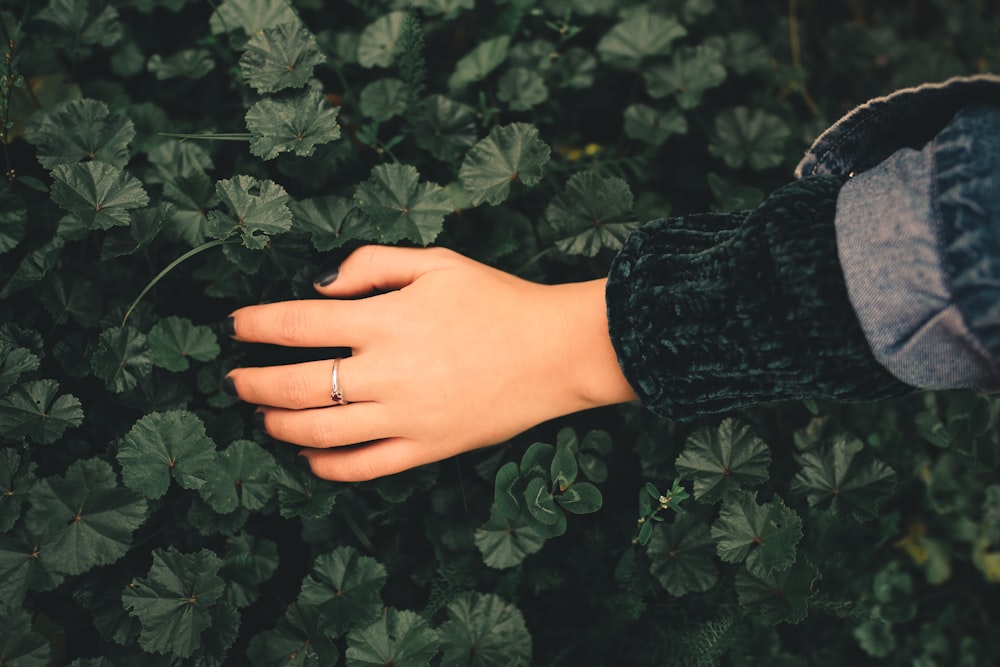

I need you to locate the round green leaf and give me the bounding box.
[148,316,220,372]
[0,379,83,445]
[241,22,326,93]
[118,410,217,499]
[24,99,134,169]
[209,0,301,35]
[50,161,150,230]
[357,11,406,68]
[359,78,408,122]
[122,546,226,658]
[675,418,771,504]
[273,463,338,519]
[221,533,279,609]
[198,439,276,514]
[290,195,360,251]
[711,491,802,578]
[623,104,688,147]
[494,461,522,520]
[346,608,439,667]
[597,8,686,70]
[734,557,819,624]
[497,67,548,111]
[91,326,154,393]
[556,482,603,514]
[643,45,727,109]
[459,123,550,207]
[353,163,451,245]
[147,49,215,80]
[647,514,718,596]
[709,107,791,170]
[246,90,342,161]
[0,607,50,667]
[0,449,36,532]
[448,36,510,90]
[26,458,148,576]
[247,602,340,667]
[524,476,559,525]
[439,593,532,667]
[207,175,293,249]
[298,546,387,636]
[790,438,897,521]
[544,170,638,257]
[0,342,39,396]
[474,508,545,569]
[413,95,477,163]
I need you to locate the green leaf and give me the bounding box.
[709,107,791,170]
[551,431,578,491]
[0,607,50,667]
[100,203,168,260]
[493,461,522,520]
[273,463,338,519]
[596,8,686,70]
[346,608,439,667]
[198,439,276,514]
[647,514,718,596]
[497,67,548,111]
[209,0,302,35]
[241,22,326,93]
[35,0,122,48]
[221,533,279,609]
[207,175,292,249]
[556,482,602,514]
[148,140,214,184]
[643,45,727,109]
[354,163,451,245]
[544,170,638,257]
[91,326,154,393]
[0,342,40,395]
[711,491,802,578]
[459,123,550,207]
[122,546,226,658]
[163,170,218,245]
[448,36,510,90]
[118,410,217,499]
[25,458,148,576]
[734,557,819,624]
[675,418,771,503]
[0,449,36,532]
[524,476,559,525]
[50,161,150,230]
[359,78,408,122]
[623,104,688,147]
[0,527,62,613]
[519,442,555,479]
[0,379,83,445]
[438,593,531,667]
[247,602,340,667]
[790,438,896,521]
[298,546,387,636]
[24,99,134,169]
[413,95,477,163]
[474,508,545,569]
[0,238,64,300]
[147,316,220,371]
[0,185,27,254]
[357,11,406,68]
[246,90,342,160]
[147,49,215,80]
[290,195,360,251]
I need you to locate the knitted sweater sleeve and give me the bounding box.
[605,174,914,421]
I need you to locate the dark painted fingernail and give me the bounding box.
[222,316,236,337]
[222,375,238,397]
[313,267,339,287]
[252,411,266,432]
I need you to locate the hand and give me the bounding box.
[225,245,637,481]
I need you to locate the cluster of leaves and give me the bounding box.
[1,0,1000,665]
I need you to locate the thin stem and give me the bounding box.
[121,238,233,326]
[158,131,252,141]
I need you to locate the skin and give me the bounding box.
[225,245,637,482]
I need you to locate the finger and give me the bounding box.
[300,437,458,482]
[313,245,460,298]
[228,299,374,347]
[227,357,370,409]
[259,402,392,449]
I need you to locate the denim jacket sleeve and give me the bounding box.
[606,74,1000,420]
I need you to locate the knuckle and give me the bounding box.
[277,307,311,345]
[278,372,314,408]
[307,420,339,448]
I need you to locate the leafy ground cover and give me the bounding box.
[1,0,1000,665]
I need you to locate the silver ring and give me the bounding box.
[330,358,348,405]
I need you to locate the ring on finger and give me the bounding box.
[330,358,348,405]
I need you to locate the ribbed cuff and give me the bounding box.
[606,175,913,421]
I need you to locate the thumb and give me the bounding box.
[312,245,457,297]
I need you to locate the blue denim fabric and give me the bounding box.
[797,73,1000,391]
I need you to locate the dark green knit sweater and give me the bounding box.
[605,175,914,420]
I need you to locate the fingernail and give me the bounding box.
[313,267,339,287]
[223,316,236,337]
[222,375,238,397]
[252,410,266,432]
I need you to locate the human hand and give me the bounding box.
[224,245,637,481]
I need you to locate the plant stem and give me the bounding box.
[121,238,234,325]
